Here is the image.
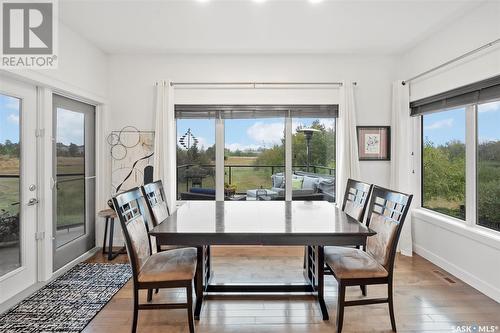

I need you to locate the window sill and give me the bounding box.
[413,208,500,251]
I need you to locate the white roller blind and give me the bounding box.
[174,86,340,105]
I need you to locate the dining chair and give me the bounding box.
[305,179,372,269]
[141,180,183,252]
[341,178,373,221]
[113,187,197,333]
[325,185,413,333]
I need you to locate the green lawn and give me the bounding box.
[56,176,85,228]
[225,166,280,193]
[0,156,86,228]
[0,178,20,215]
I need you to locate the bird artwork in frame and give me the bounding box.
[356,126,391,161]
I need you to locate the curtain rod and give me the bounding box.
[402,38,500,86]
[169,81,357,87]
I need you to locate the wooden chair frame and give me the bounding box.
[326,185,413,333]
[141,180,170,253]
[319,179,373,276]
[142,180,170,226]
[113,187,195,333]
[341,178,373,221]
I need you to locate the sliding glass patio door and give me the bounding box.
[52,94,95,271]
[0,77,38,303]
[175,105,337,202]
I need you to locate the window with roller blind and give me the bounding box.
[413,75,500,232]
[174,105,337,202]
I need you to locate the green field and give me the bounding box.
[0,156,20,215]
[224,156,282,193]
[0,178,20,215]
[176,156,280,197]
[0,156,86,228]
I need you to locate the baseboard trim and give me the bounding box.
[413,243,500,303]
[0,247,100,315]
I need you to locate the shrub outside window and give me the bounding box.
[422,107,466,220]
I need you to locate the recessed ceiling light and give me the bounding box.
[253,0,267,3]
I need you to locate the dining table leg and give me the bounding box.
[194,246,205,320]
[317,246,329,320]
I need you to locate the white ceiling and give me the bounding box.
[59,0,482,55]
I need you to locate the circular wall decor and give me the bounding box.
[111,144,127,160]
[119,126,141,148]
[106,132,120,146]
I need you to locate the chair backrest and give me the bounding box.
[112,188,155,280]
[142,180,170,227]
[364,186,413,274]
[342,178,372,221]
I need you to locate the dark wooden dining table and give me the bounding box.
[149,200,375,320]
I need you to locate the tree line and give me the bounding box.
[0,141,84,158]
[424,138,500,227]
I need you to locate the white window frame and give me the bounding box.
[465,104,476,227]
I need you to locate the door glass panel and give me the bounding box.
[224,117,285,201]
[0,93,21,276]
[55,108,85,247]
[292,118,336,202]
[176,119,216,200]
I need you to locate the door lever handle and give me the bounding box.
[27,198,39,206]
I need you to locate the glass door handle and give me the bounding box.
[27,198,39,206]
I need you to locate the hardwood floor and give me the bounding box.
[83,246,500,333]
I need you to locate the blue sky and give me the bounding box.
[56,108,84,145]
[177,118,336,151]
[423,101,500,145]
[477,101,500,143]
[0,94,84,145]
[0,94,20,143]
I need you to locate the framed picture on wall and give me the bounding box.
[356,126,391,161]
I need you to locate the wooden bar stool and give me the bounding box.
[98,208,126,260]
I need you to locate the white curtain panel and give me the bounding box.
[390,81,413,256]
[336,82,360,206]
[153,80,177,212]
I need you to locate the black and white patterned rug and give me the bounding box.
[0,263,132,333]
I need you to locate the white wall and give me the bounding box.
[400,1,500,303]
[401,1,500,101]
[3,22,109,101]
[104,53,396,244]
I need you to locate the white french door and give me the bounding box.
[0,77,38,303]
